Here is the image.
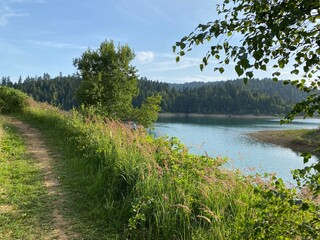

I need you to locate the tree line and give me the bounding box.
[134,77,308,115]
[1,73,81,110]
[1,75,308,116]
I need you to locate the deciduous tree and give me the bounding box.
[74,40,139,119]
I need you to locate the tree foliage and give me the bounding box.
[134,78,307,115]
[174,0,320,120]
[133,94,162,128]
[0,86,29,113]
[174,0,320,192]
[74,40,139,120]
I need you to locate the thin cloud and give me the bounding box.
[141,55,202,72]
[8,0,45,3]
[0,5,28,26]
[0,0,44,26]
[30,40,88,50]
[136,51,155,64]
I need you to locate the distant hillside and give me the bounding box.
[1,75,309,115]
[166,78,307,103]
[167,81,216,90]
[134,77,309,115]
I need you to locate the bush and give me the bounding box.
[0,86,29,113]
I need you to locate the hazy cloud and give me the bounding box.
[8,0,44,3]
[0,0,44,26]
[0,5,28,26]
[142,55,201,72]
[30,40,87,50]
[136,51,155,64]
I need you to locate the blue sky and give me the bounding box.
[0,0,293,83]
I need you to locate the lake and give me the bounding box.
[155,116,320,184]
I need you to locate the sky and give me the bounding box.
[0,0,294,83]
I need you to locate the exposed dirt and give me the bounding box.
[4,116,71,240]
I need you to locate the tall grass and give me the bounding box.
[13,99,320,239]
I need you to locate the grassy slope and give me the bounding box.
[0,84,318,239]
[16,106,119,239]
[249,128,320,156]
[13,102,251,239]
[10,100,318,240]
[0,117,54,239]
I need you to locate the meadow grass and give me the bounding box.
[0,117,54,239]
[10,99,320,239]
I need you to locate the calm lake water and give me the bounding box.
[155,116,320,183]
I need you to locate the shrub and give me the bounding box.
[0,86,29,113]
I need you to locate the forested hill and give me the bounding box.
[166,79,306,103]
[1,75,308,115]
[134,77,308,115]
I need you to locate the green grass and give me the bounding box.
[10,100,319,239]
[16,102,121,239]
[0,117,54,239]
[14,102,254,239]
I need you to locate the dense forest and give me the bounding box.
[1,75,308,115]
[135,77,308,115]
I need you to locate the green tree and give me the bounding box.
[74,40,139,119]
[174,0,320,191]
[134,95,162,128]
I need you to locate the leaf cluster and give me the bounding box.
[174,0,319,84]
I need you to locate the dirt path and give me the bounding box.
[4,116,70,240]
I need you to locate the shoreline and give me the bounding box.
[158,112,281,119]
[158,113,320,119]
[249,129,320,157]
